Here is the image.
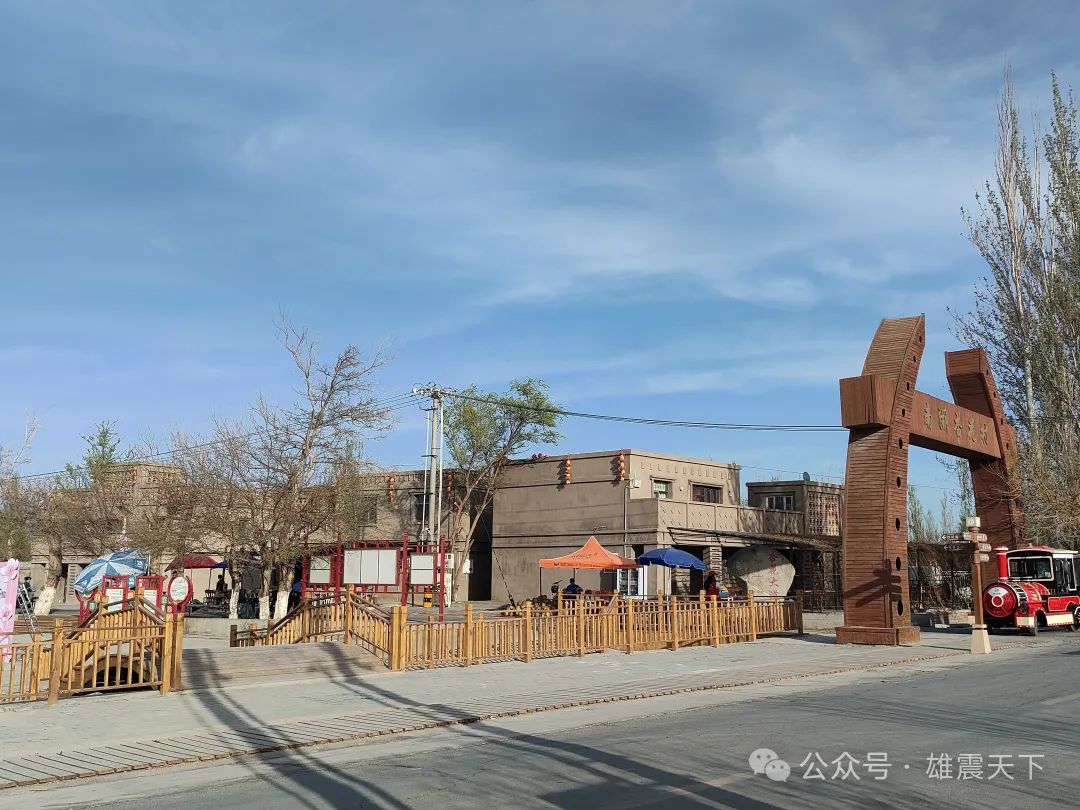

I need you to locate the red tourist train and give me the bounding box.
[983,545,1080,635]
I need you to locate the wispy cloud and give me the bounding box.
[3,2,1078,472]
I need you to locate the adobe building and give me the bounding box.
[25,462,492,607]
[489,449,841,605]
[745,478,844,610]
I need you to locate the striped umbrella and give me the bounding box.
[73,548,149,595]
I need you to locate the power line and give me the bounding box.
[440,390,967,492]
[12,392,424,483]
[441,390,846,432]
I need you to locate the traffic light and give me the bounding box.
[613,451,626,482]
[561,455,573,485]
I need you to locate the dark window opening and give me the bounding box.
[691,484,722,504]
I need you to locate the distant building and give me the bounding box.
[489,449,841,605]
[24,462,492,606]
[25,453,842,610]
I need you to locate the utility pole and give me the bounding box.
[413,385,449,614]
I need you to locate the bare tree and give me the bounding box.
[0,418,39,562]
[192,322,390,619]
[955,69,1080,543]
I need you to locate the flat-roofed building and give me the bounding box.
[490,449,838,604]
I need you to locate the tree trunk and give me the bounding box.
[34,542,63,617]
[226,563,239,619]
[259,564,272,621]
[274,565,294,619]
[449,519,472,603]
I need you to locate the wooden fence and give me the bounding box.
[232,587,804,672]
[231,591,394,663]
[1,593,184,705]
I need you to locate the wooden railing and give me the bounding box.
[229,588,804,672]
[393,592,804,670]
[1,593,184,705]
[231,590,394,664]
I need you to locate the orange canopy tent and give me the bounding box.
[539,536,639,569]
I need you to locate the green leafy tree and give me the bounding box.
[35,421,132,615]
[444,379,562,598]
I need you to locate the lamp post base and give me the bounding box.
[970,624,992,654]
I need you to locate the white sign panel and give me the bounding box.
[376,550,397,585]
[410,554,434,586]
[343,549,398,585]
[105,587,125,612]
[308,555,332,585]
[142,589,159,608]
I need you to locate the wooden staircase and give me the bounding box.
[181,642,385,690]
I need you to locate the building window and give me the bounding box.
[765,494,796,511]
[691,484,722,504]
[652,479,673,500]
[346,494,377,527]
[412,493,427,523]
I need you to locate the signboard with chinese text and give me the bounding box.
[728,547,795,598]
[910,391,1001,458]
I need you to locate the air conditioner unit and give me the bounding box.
[630,478,642,488]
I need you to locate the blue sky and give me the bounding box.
[2,2,1077,501]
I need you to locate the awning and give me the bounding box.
[539,537,640,569]
[166,554,226,570]
[636,547,707,570]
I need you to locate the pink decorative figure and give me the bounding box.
[0,559,20,663]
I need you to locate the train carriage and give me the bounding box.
[983,546,1080,635]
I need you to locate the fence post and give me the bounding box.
[47,619,64,705]
[160,613,174,695]
[795,590,805,635]
[748,590,758,641]
[344,585,354,643]
[171,613,185,690]
[698,589,705,646]
[669,595,680,651]
[523,601,533,663]
[710,594,720,647]
[464,603,473,667]
[576,596,585,657]
[625,598,635,655]
[389,605,404,670]
[300,591,310,642]
[426,616,435,669]
[28,631,42,701]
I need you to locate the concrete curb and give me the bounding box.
[0,647,971,791]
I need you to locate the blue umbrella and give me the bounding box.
[73,549,149,595]
[636,548,708,571]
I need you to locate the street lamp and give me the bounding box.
[965,516,992,655]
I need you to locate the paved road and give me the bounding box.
[17,635,1079,810]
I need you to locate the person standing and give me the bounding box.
[704,570,720,597]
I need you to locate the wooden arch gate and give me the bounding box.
[836,315,1023,645]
